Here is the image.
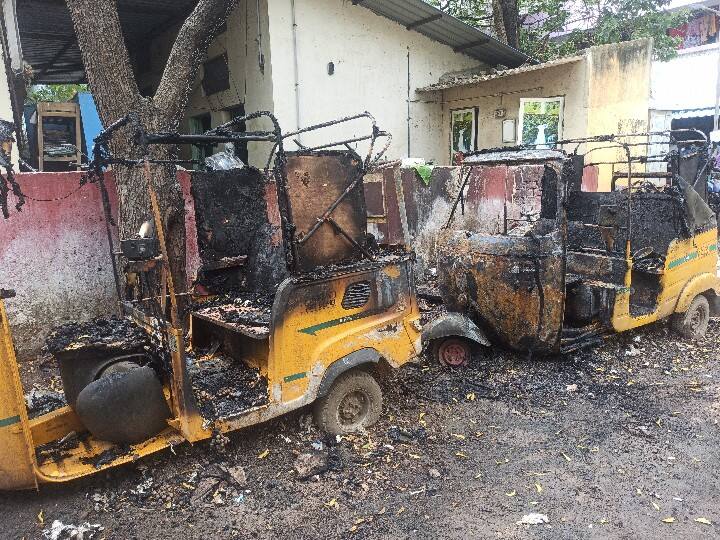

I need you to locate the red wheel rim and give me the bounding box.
[438,339,471,367]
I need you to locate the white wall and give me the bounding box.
[651,45,719,111]
[265,0,483,164]
[0,42,18,166]
[141,0,275,168]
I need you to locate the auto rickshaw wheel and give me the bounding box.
[432,338,472,367]
[314,369,382,435]
[672,294,710,339]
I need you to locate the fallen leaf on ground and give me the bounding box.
[506,490,517,497]
[695,518,712,525]
[652,502,660,511]
[258,449,269,459]
[535,483,543,493]
[661,517,676,523]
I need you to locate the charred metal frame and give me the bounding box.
[80,110,394,442]
[89,111,391,278]
[439,130,714,354]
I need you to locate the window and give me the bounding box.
[518,97,564,148]
[190,113,214,170]
[450,108,477,157]
[202,54,230,95]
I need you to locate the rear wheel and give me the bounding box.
[314,369,382,435]
[432,337,472,367]
[672,294,710,339]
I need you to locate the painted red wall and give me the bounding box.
[0,170,203,360]
[0,172,120,359]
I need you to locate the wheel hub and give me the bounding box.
[338,390,369,425]
[438,339,471,367]
[690,308,704,331]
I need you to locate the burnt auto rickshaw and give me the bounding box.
[0,112,422,490]
[423,132,720,364]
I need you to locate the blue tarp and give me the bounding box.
[77,92,103,157]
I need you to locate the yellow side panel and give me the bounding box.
[0,299,37,490]
[270,263,419,403]
[612,229,719,332]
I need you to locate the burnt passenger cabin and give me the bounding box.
[555,150,715,324]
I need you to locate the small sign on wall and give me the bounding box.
[502,119,516,144]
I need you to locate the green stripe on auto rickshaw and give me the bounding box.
[0,415,20,428]
[298,309,381,336]
[283,372,307,383]
[668,251,698,270]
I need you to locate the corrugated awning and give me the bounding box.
[417,54,584,92]
[671,107,716,119]
[16,0,198,84]
[353,0,533,68]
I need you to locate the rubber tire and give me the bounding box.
[431,337,473,367]
[313,369,382,435]
[75,366,171,444]
[671,294,710,339]
[58,352,149,409]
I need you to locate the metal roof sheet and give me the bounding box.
[16,0,197,83]
[354,0,532,68]
[417,54,585,92]
[16,0,533,84]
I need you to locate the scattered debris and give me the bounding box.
[518,513,550,525]
[188,354,268,421]
[294,451,329,480]
[42,520,103,540]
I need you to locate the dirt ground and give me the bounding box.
[2,319,720,540]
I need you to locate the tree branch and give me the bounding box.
[154,0,240,128]
[65,0,139,124]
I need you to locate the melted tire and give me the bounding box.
[313,369,382,435]
[75,366,171,445]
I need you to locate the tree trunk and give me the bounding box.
[492,0,519,49]
[65,0,239,303]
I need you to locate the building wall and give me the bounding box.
[436,60,589,163]
[651,44,718,112]
[142,0,481,166]
[0,173,119,359]
[264,0,482,164]
[139,0,275,167]
[585,39,654,188]
[433,40,653,190]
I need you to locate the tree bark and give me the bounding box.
[65,0,239,303]
[492,0,519,49]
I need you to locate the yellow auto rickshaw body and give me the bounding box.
[0,254,421,490]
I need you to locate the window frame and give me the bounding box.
[517,96,565,147]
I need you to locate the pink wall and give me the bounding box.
[0,171,202,360]
[0,172,121,359]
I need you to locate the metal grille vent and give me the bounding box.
[342,281,371,310]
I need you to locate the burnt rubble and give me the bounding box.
[45,317,149,356]
[188,354,269,422]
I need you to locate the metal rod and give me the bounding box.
[327,217,376,261]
